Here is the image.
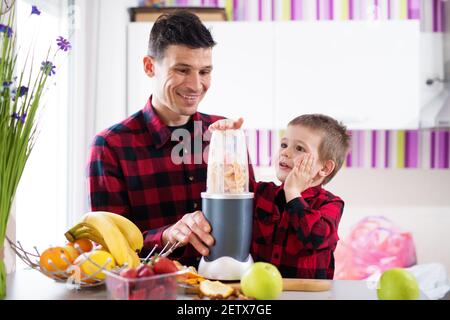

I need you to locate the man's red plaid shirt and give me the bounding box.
[87,98,226,266]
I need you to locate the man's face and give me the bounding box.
[150,45,212,116]
[275,125,323,183]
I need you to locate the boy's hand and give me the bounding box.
[284,153,315,202]
[208,117,244,131]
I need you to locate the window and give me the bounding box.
[15,0,69,249]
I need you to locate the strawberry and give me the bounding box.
[120,267,138,279]
[153,257,178,274]
[129,288,147,300]
[148,285,166,300]
[137,264,155,278]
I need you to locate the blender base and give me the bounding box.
[198,255,253,281]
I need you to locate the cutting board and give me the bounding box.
[184,278,332,295]
[229,278,332,292]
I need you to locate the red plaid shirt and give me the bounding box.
[250,180,344,279]
[87,97,230,266]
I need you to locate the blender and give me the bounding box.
[198,128,254,281]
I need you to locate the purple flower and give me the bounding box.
[0,24,13,38]
[56,36,71,52]
[10,86,27,101]
[3,81,12,87]
[18,86,28,97]
[41,61,56,76]
[31,5,41,16]
[12,112,27,124]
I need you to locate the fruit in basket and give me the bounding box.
[63,245,80,262]
[73,250,116,281]
[153,257,178,274]
[377,268,420,300]
[39,247,72,278]
[68,238,93,253]
[240,262,282,300]
[65,212,141,268]
[93,211,144,252]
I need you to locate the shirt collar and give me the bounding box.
[276,183,323,199]
[301,185,323,198]
[143,96,205,149]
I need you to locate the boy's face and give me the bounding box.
[145,44,213,116]
[276,125,324,183]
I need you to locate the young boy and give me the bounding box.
[209,114,350,279]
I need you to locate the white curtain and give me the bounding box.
[67,0,138,226]
[13,0,70,266]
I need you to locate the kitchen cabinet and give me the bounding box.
[127,20,420,129]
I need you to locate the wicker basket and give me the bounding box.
[6,237,123,289]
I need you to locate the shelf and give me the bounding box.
[128,6,227,22]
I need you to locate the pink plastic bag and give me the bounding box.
[334,216,417,280]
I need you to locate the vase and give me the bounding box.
[0,202,16,300]
[0,250,5,299]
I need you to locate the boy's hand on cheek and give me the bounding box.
[284,153,315,202]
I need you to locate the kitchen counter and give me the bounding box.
[5,267,427,300]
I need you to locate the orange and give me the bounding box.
[68,238,93,254]
[39,247,72,278]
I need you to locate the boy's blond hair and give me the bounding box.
[288,114,351,185]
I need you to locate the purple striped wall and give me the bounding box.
[164,1,448,33]
[163,1,447,33]
[243,129,450,169]
[167,0,419,20]
[157,0,449,170]
[432,0,443,32]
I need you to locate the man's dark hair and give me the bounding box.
[148,10,216,60]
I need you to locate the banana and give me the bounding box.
[81,212,134,267]
[65,222,109,250]
[65,212,132,267]
[126,245,141,268]
[65,212,144,268]
[94,211,144,253]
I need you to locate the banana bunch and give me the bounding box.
[65,211,143,268]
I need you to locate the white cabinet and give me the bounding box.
[275,21,420,130]
[200,22,275,129]
[127,22,275,129]
[127,21,420,129]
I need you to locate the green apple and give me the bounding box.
[240,262,283,300]
[377,268,420,300]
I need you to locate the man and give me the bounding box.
[87,10,250,267]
